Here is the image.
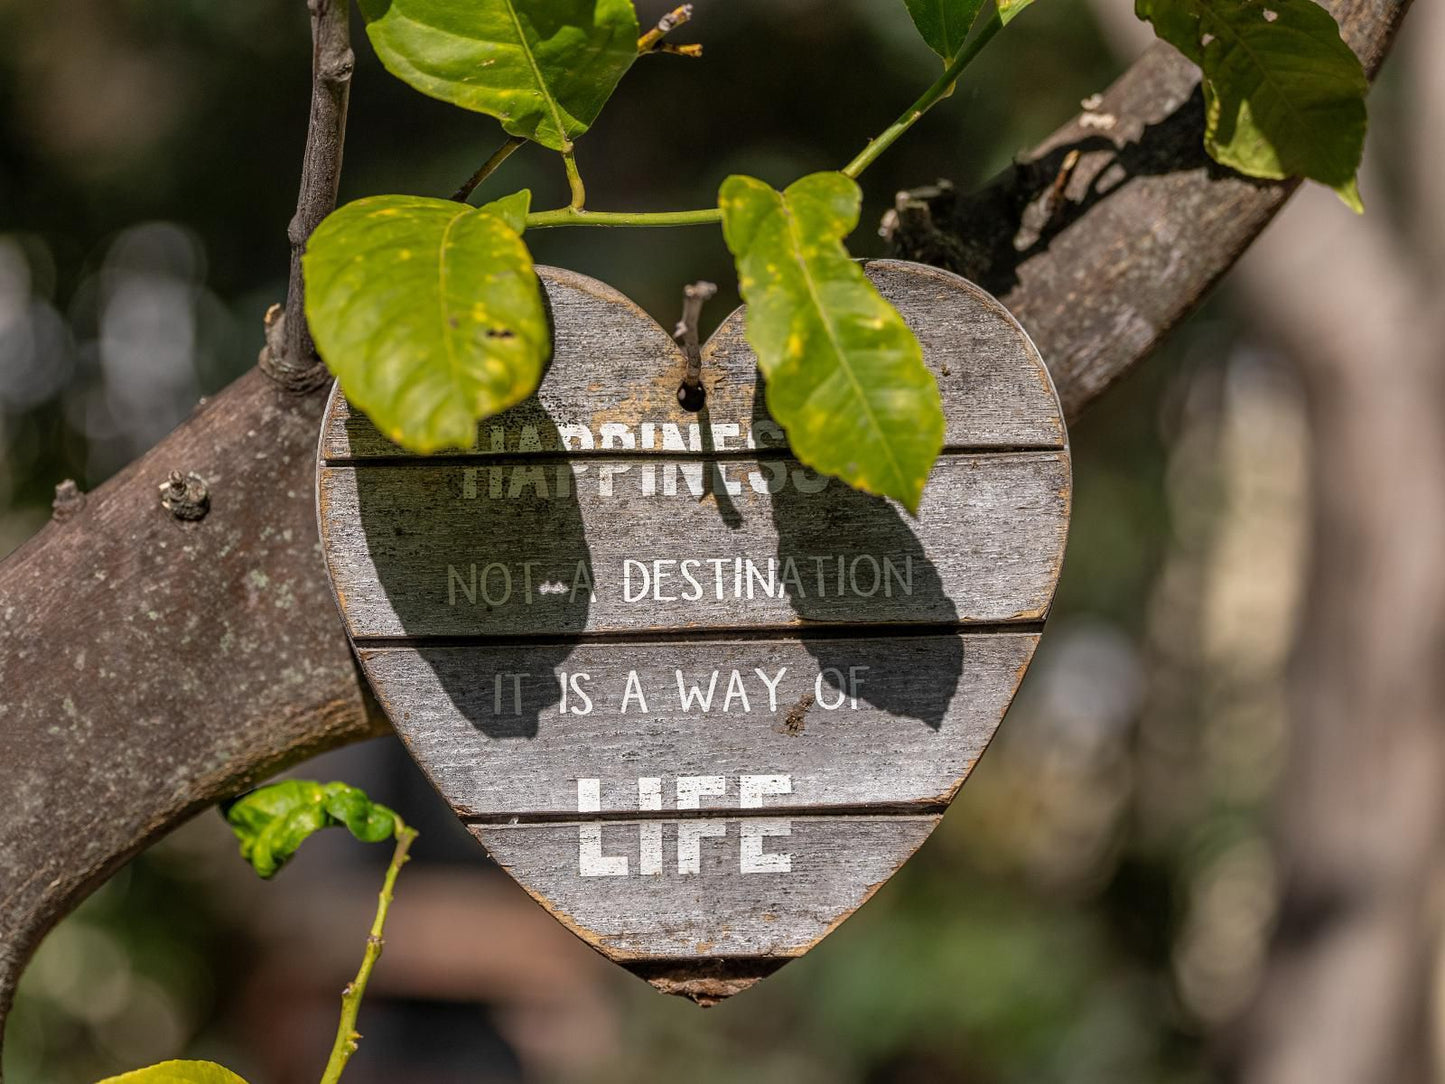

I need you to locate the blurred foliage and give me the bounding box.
[1,1,1305,1082]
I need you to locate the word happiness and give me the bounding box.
[458,418,839,500]
[447,553,917,608]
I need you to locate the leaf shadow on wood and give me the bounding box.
[753,377,962,730]
[348,378,591,743]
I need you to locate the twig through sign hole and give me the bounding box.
[675,280,717,412]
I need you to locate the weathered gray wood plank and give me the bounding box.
[362,632,1037,817]
[320,261,1065,461]
[472,814,940,959]
[319,451,1070,638]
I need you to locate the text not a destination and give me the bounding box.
[445,553,919,608]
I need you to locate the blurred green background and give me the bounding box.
[0,0,1420,1081]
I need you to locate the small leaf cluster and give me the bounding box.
[222,779,402,879]
[304,0,1369,512]
[98,783,414,1084]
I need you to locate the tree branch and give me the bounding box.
[0,0,1409,1069]
[262,0,354,392]
[886,0,1408,420]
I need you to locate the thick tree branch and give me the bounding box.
[262,0,354,392]
[0,0,1408,1068]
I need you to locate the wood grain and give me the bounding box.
[472,815,941,960]
[363,632,1038,817]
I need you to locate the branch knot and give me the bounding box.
[259,303,333,394]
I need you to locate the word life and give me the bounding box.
[577,775,794,877]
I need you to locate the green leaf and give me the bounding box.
[995,0,1040,25]
[720,172,944,515]
[96,1061,249,1084]
[358,0,639,151]
[303,193,550,454]
[223,781,400,879]
[902,0,986,59]
[1136,0,1367,210]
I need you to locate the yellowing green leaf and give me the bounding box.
[96,1061,249,1084]
[902,0,986,59]
[720,172,944,515]
[1136,0,1367,210]
[358,0,639,151]
[477,189,533,233]
[996,0,1040,26]
[223,780,401,880]
[303,194,549,454]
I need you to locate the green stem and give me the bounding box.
[842,13,1004,180]
[524,206,724,230]
[523,15,1005,231]
[318,822,418,1084]
[562,148,587,210]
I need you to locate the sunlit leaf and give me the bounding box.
[1136,0,1367,210]
[901,0,986,58]
[96,1061,249,1084]
[720,172,944,514]
[996,0,1040,25]
[478,189,533,233]
[223,781,400,880]
[358,0,639,151]
[303,193,549,453]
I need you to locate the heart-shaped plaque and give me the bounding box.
[317,260,1070,1003]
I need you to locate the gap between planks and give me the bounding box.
[469,811,946,827]
[320,442,1068,470]
[352,622,1046,650]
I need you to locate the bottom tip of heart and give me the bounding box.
[625,957,792,1006]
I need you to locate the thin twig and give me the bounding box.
[674,280,717,411]
[639,4,696,52]
[452,136,527,203]
[319,822,418,1084]
[267,0,354,390]
[842,12,1002,179]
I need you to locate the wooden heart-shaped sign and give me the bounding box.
[317,260,1070,1003]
